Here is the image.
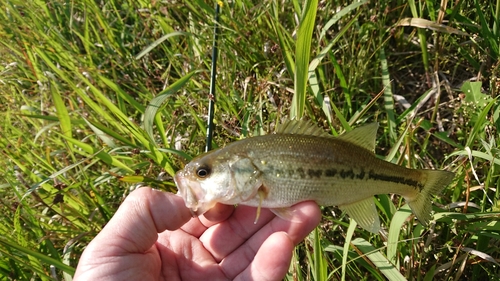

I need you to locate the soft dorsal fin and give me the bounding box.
[276,119,330,137]
[337,123,378,152]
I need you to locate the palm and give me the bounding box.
[74,188,320,281]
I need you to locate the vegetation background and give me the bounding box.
[0,0,499,280]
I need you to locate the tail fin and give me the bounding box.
[406,170,454,226]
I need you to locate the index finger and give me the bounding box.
[199,201,321,262]
[180,203,235,238]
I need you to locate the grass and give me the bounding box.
[1,0,499,280]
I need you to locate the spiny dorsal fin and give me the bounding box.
[337,123,378,152]
[276,119,330,137]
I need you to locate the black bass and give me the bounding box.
[174,120,454,232]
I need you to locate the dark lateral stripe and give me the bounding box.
[340,169,355,179]
[308,169,323,178]
[266,165,423,190]
[297,167,306,178]
[325,169,337,177]
[268,166,368,180]
[368,170,423,190]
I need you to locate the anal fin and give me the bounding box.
[339,197,380,233]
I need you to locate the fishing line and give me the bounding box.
[205,2,221,152]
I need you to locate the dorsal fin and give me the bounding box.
[337,123,378,152]
[276,119,330,137]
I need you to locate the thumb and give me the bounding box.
[93,187,192,253]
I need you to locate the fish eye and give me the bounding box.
[196,166,211,178]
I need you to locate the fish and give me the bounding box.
[174,120,455,233]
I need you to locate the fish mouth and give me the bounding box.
[174,171,208,216]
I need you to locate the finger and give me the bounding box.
[234,232,294,281]
[218,201,321,278]
[180,203,235,238]
[199,205,276,261]
[93,187,192,253]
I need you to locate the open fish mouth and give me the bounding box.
[174,171,207,215]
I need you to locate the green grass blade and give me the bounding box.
[351,238,407,281]
[474,0,499,59]
[290,0,318,119]
[319,0,367,41]
[135,31,188,60]
[331,57,351,116]
[379,47,397,143]
[82,118,132,146]
[272,1,295,84]
[308,68,333,125]
[74,73,177,175]
[60,135,135,173]
[407,0,430,72]
[84,118,117,148]
[310,5,362,125]
[448,148,500,166]
[312,227,327,281]
[385,124,410,162]
[376,194,397,227]
[387,205,413,264]
[50,81,72,138]
[0,237,75,276]
[465,98,497,148]
[342,219,357,281]
[143,70,198,144]
[98,76,146,113]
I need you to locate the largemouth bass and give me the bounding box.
[174,120,454,232]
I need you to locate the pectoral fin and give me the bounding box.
[339,197,380,233]
[254,187,267,224]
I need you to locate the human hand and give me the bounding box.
[73,187,321,281]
